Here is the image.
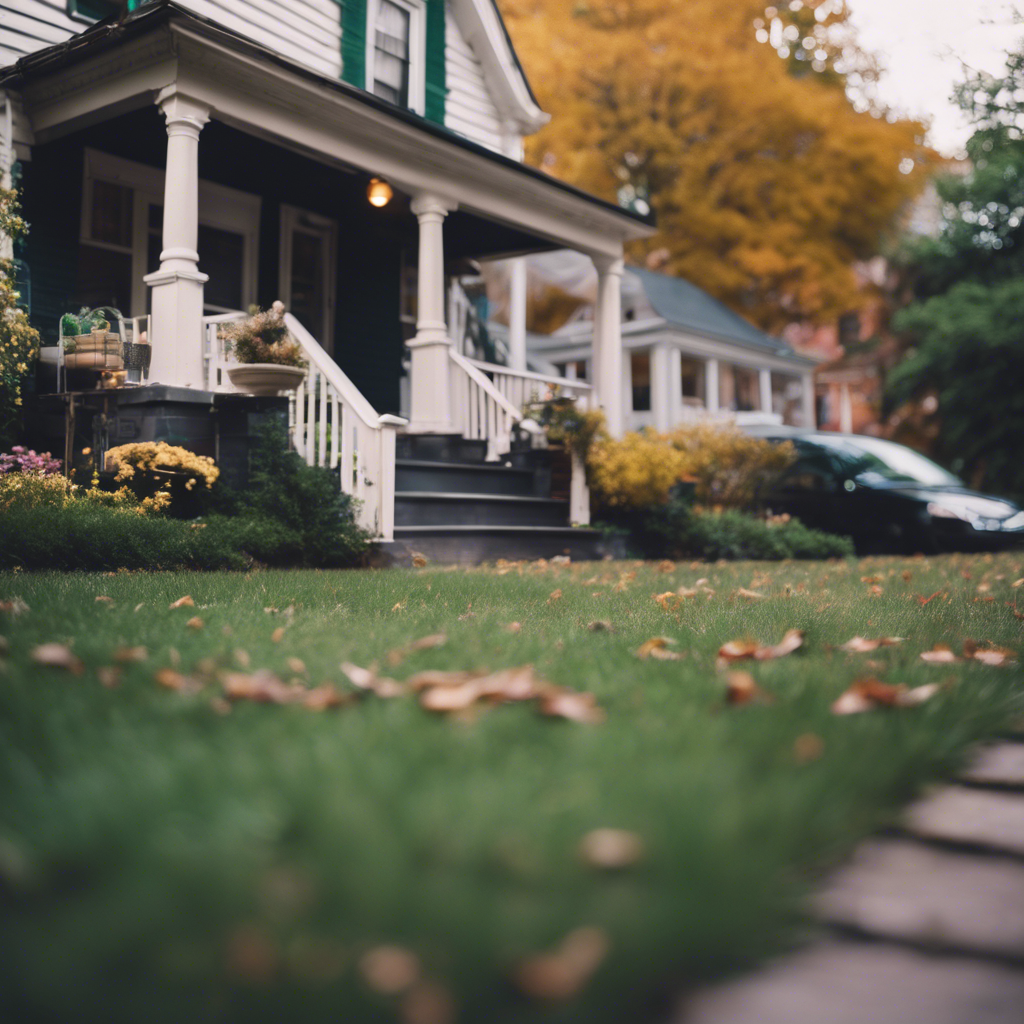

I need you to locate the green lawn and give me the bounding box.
[1,554,1022,1023]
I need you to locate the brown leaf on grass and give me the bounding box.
[920,644,960,664]
[458,604,475,621]
[547,589,563,604]
[634,637,683,661]
[419,678,486,712]
[286,657,306,675]
[735,588,765,600]
[656,560,676,574]
[359,946,420,994]
[270,627,286,644]
[724,670,772,705]
[169,595,195,609]
[1013,578,1024,588]
[902,570,913,583]
[400,981,456,1024]
[718,629,804,667]
[861,575,882,584]
[112,645,148,663]
[133,602,145,613]
[506,622,522,634]
[868,585,884,597]
[915,590,946,606]
[832,677,941,715]
[578,829,644,869]
[385,633,447,667]
[391,601,407,613]
[407,669,485,691]
[94,595,114,605]
[513,926,609,1001]
[653,591,682,611]
[963,640,1017,666]
[339,662,406,698]
[537,687,605,724]
[411,552,428,568]
[792,733,825,763]
[840,636,905,653]
[186,616,204,630]
[221,669,303,704]
[96,666,121,688]
[587,620,613,632]
[0,597,29,617]
[155,668,202,693]
[301,684,350,711]
[30,643,84,674]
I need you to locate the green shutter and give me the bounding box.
[424,0,447,125]
[341,0,367,90]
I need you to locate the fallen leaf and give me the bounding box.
[579,829,644,869]
[0,597,29,617]
[221,669,303,704]
[547,589,563,604]
[901,570,913,583]
[861,575,882,584]
[155,668,201,693]
[458,604,475,621]
[587,620,613,632]
[112,645,148,663]
[411,552,428,568]
[792,733,825,763]
[506,622,522,634]
[653,591,682,611]
[537,688,605,724]
[869,585,884,597]
[1013,578,1024,588]
[407,669,485,691]
[635,637,683,661]
[270,627,286,643]
[724,670,771,705]
[339,662,406,698]
[419,679,485,712]
[899,682,942,706]
[94,595,114,605]
[133,602,145,613]
[96,666,121,688]
[840,636,905,653]
[169,595,195,609]
[920,644,959,664]
[359,946,420,994]
[477,666,547,703]
[831,677,941,715]
[718,629,804,666]
[963,640,1017,666]
[300,684,349,711]
[735,588,764,600]
[186,616,204,630]
[286,657,307,675]
[915,590,946,606]
[391,601,407,613]
[30,643,84,674]
[385,633,447,667]
[513,927,609,1000]
[656,560,676,574]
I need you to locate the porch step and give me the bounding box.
[395,433,489,464]
[395,459,543,497]
[388,526,606,565]
[395,492,569,528]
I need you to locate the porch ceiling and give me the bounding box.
[3,0,653,260]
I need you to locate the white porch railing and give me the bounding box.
[202,311,406,541]
[447,348,592,524]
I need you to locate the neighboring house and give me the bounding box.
[0,0,652,556]
[517,253,818,433]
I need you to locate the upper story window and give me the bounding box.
[68,0,144,22]
[366,0,425,114]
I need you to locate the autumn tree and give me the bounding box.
[498,0,931,331]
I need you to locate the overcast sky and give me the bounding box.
[846,0,1022,155]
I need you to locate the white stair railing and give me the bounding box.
[202,311,406,541]
[467,358,594,412]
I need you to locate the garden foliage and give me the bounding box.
[219,303,307,367]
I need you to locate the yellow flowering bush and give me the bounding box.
[0,185,40,444]
[105,442,219,491]
[587,423,794,511]
[0,471,167,515]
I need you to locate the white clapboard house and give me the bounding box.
[0,0,653,560]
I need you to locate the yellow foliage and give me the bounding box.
[587,423,793,510]
[104,442,219,490]
[0,473,162,515]
[499,0,934,330]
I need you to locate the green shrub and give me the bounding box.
[647,492,854,561]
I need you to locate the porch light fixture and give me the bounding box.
[367,178,393,208]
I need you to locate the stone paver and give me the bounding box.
[678,940,1024,1024]
[960,743,1024,786]
[904,787,1024,855]
[815,838,1024,957]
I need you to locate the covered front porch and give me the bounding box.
[5,1,651,541]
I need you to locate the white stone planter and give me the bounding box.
[227,363,307,396]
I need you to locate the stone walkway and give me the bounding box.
[675,736,1024,1024]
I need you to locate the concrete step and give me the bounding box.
[395,433,490,464]
[395,459,545,497]
[394,492,569,528]
[387,525,606,565]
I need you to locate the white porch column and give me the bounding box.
[839,382,853,434]
[705,358,720,414]
[802,373,816,428]
[507,256,527,371]
[650,342,673,433]
[668,346,683,427]
[144,88,210,388]
[406,192,457,433]
[592,254,625,436]
[759,368,773,415]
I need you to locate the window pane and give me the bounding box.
[77,244,132,316]
[91,180,133,248]
[631,352,651,412]
[374,0,410,107]
[199,225,245,312]
[680,357,704,400]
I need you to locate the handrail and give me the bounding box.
[449,348,523,422]
[467,358,594,391]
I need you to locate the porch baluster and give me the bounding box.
[319,371,328,467]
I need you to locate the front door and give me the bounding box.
[279,205,336,352]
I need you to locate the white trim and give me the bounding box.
[365,0,427,116]
[80,148,260,318]
[279,204,337,350]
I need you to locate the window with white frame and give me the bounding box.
[367,0,425,113]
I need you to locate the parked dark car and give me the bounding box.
[747,428,1024,553]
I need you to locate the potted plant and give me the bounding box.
[221,302,308,396]
[61,307,123,371]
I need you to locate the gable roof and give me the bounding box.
[626,266,796,356]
